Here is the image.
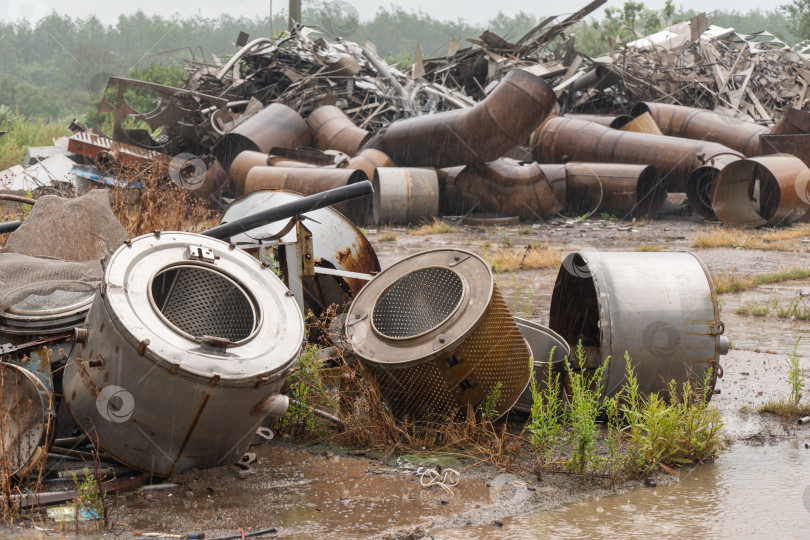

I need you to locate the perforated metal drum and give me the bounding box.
[346,249,531,419]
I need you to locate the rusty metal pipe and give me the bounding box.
[0,194,36,205]
[346,149,394,182]
[567,65,621,94]
[244,166,370,225]
[538,163,666,219]
[306,106,371,156]
[632,102,767,157]
[451,159,562,221]
[228,151,271,196]
[213,103,312,171]
[710,155,810,228]
[531,116,743,218]
[367,70,556,168]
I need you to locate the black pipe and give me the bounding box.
[0,220,21,234]
[203,180,373,240]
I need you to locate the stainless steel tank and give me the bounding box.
[512,318,570,414]
[63,231,304,476]
[346,248,531,419]
[549,251,728,398]
[372,168,439,225]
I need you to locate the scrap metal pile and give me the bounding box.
[0,4,800,507]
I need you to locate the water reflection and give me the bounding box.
[437,441,810,539]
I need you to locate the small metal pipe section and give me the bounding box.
[798,416,810,425]
[347,148,395,187]
[566,65,621,94]
[632,102,768,157]
[212,103,312,171]
[549,250,727,399]
[372,167,439,225]
[710,155,810,228]
[206,180,374,240]
[450,159,562,221]
[226,151,271,196]
[540,162,667,219]
[243,167,370,225]
[367,69,556,168]
[306,105,372,156]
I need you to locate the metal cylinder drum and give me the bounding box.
[244,166,370,225]
[372,168,439,225]
[63,232,304,476]
[632,102,767,157]
[564,114,633,129]
[555,163,667,218]
[367,70,556,168]
[0,363,51,477]
[710,155,810,228]
[512,318,570,414]
[450,159,563,221]
[306,105,372,156]
[345,249,531,419]
[212,103,312,171]
[549,251,728,399]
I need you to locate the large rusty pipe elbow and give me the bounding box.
[306,106,372,156]
[531,116,743,218]
[244,166,370,225]
[710,155,810,228]
[632,102,767,157]
[366,70,556,168]
[213,103,312,171]
[451,159,562,221]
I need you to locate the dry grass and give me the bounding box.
[106,163,218,237]
[714,268,810,294]
[377,228,397,242]
[408,218,457,236]
[488,245,562,272]
[760,400,810,421]
[635,244,664,252]
[692,225,810,251]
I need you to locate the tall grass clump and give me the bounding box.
[0,108,71,170]
[565,341,609,477]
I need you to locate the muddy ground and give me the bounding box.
[8,215,810,539]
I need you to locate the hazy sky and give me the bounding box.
[1,0,773,26]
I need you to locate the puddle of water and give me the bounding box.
[436,441,810,539]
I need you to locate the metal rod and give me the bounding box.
[0,220,21,234]
[203,180,373,240]
[0,194,36,205]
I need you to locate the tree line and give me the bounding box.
[0,1,805,120]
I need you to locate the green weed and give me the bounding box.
[528,349,564,471]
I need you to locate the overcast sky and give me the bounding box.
[1,0,775,26]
